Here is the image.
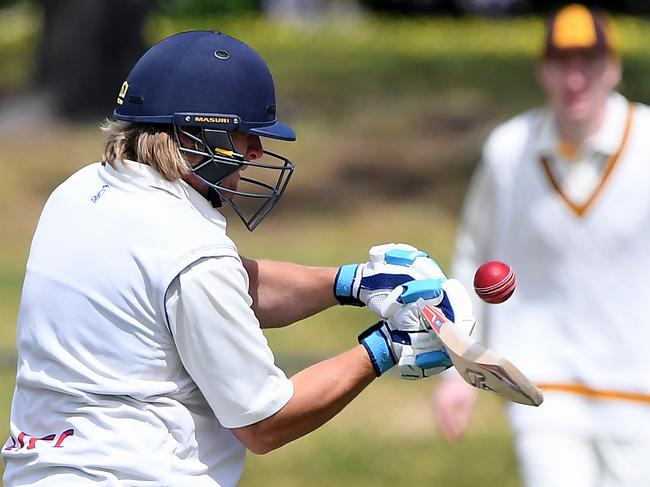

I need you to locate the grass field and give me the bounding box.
[2,6,650,486]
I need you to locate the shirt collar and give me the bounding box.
[535,92,629,158]
[104,159,228,228]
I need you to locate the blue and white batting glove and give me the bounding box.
[359,278,452,380]
[381,278,476,337]
[381,279,451,379]
[334,243,446,316]
[378,278,476,380]
[358,320,451,379]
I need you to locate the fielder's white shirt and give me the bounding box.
[2,160,293,486]
[452,93,650,439]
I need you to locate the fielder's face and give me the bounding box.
[538,50,621,126]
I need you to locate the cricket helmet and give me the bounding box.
[113,30,295,231]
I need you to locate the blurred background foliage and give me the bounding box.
[1,1,650,486]
[4,0,648,16]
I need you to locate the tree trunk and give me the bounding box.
[36,0,152,121]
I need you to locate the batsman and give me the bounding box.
[2,30,477,486]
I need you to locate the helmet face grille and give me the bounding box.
[223,150,295,231]
[176,125,295,231]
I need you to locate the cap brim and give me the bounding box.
[543,44,612,58]
[248,121,296,141]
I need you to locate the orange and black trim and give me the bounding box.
[540,102,634,217]
[537,382,650,405]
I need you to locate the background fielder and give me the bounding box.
[434,5,650,487]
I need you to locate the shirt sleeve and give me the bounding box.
[165,256,294,428]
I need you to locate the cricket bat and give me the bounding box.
[417,299,543,406]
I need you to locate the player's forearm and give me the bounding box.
[232,345,375,454]
[241,257,338,328]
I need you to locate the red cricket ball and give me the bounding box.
[473,261,516,304]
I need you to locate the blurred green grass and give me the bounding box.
[0,4,39,94]
[2,7,650,486]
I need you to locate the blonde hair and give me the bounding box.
[101,119,191,181]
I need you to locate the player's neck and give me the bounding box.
[556,104,608,146]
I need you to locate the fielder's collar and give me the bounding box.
[536,92,630,159]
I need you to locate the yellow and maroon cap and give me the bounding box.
[543,4,618,57]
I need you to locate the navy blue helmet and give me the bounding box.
[113,30,295,231]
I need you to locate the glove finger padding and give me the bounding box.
[394,280,475,380]
[380,279,445,321]
[409,255,447,281]
[439,279,476,336]
[334,243,447,314]
[397,359,451,380]
[367,243,420,263]
[386,300,452,380]
[396,346,451,380]
[363,245,443,316]
[395,328,451,380]
[359,321,451,378]
[377,279,465,380]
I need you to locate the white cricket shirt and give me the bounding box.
[2,160,293,486]
[452,93,650,439]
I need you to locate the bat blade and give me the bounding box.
[417,301,543,407]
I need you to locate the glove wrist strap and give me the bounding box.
[358,321,395,376]
[334,264,364,306]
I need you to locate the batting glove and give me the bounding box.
[334,243,446,317]
[358,278,452,379]
[381,278,476,337]
[437,278,477,337]
[358,320,451,379]
[378,278,476,380]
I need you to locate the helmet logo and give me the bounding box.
[194,116,235,124]
[214,49,231,60]
[116,81,129,105]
